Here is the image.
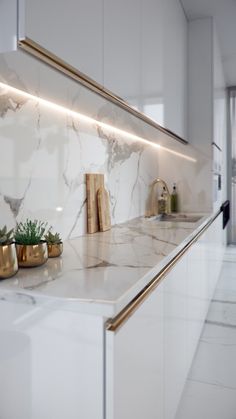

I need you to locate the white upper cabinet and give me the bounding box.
[0,0,188,138]
[25,0,104,85]
[140,0,164,126]
[0,0,25,53]
[106,279,164,419]
[188,18,226,154]
[103,0,188,137]
[162,0,188,138]
[103,0,142,108]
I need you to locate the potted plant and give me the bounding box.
[0,226,18,279]
[44,230,63,258]
[15,219,48,267]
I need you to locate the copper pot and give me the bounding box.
[0,243,18,279]
[16,241,48,268]
[47,242,63,258]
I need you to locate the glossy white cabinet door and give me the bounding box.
[0,301,104,419]
[104,0,187,135]
[188,18,213,157]
[106,280,164,419]
[162,0,187,138]
[163,257,188,419]
[206,214,224,298]
[140,0,164,126]
[106,216,224,419]
[186,233,208,373]
[25,0,104,84]
[104,0,141,108]
[0,0,24,53]
[186,215,224,373]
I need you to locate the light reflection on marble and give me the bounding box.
[0,81,159,239]
[0,214,211,316]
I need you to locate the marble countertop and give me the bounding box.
[0,213,214,317]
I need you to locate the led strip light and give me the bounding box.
[0,82,197,163]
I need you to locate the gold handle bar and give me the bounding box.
[106,209,222,333]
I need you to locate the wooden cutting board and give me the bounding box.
[97,186,111,232]
[86,173,104,234]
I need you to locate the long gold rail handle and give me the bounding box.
[18,37,187,146]
[106,209,222,333]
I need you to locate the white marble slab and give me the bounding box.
[0,213,212,316]
[0,49,212,243]
[0,80,159,238]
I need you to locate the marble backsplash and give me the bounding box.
[0,48,213,239]
[0,83,159,239]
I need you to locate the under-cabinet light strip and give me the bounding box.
[0,82,196,163]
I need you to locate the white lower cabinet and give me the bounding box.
[106,215,224,419]
[186,233,208,375]
[163,257,188,419]
[106,281,164,419]
[0,303,104,419]
[206,215,224,298]
[0,216,224,419]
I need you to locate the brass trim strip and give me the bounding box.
[18,37,188,145]
[106,210,222,333]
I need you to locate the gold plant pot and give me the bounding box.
[16,242,48,268]
[47,242,63,258]
[0,243,18,279]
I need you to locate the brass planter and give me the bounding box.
[0,243,18,279]
[47,242,63,258]
[16,241,48,268]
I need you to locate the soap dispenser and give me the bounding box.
[158,187,168,215]
[171,183,178,213]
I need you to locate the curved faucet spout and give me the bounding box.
[148,178,171,217]
[151,178,170,195]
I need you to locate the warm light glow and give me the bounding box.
[0,82,197,163]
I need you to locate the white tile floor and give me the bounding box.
[175,247,236,419]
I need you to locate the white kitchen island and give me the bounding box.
[0,210,224,419]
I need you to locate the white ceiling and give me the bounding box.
[181,0,236,86]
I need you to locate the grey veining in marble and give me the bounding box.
[0,213,210,316]
[0,82,158,239]
[0,48,212,242]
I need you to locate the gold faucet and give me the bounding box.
[147,178,171,217]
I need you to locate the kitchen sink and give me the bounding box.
[159,213,202,223]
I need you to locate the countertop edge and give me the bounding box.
[0,210,221,317]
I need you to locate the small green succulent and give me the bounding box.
[44,230,62,244]
[15,219,48,245]
[0,225,14,245]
